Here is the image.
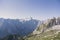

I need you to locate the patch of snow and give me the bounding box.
[52,25,60,30]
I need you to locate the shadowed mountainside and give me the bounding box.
[0,18,39,40]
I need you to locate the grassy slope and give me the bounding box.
[25,22,60,40]
[26,30,60,40]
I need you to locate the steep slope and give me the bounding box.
[0,18,39,39]
[26,25,60,40]
[26,17,60,40]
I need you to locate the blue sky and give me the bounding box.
[0,0,60,20]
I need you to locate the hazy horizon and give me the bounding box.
[0,0,60,20]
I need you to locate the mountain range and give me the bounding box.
[0,18,39,39]
[0,17,60,40]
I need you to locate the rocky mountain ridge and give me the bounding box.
[26,17,60,40]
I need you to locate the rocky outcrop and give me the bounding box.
[33,17,60,34]
[22,17,60,40]
[44,17,60,28]
[56,17,60,25]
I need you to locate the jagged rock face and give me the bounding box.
[44,17,60,28]
[56,17,60,25]
[47,17,56,28]
[34,17,60,34]
[24,17,60,40]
